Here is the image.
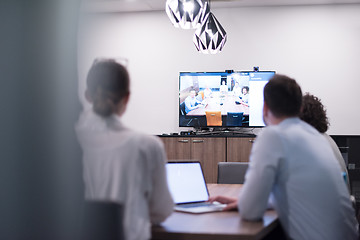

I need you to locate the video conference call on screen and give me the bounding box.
[179,70,275,128]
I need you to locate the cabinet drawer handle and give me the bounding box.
[178,140,189,143]
[338,147,349,149]
[249,139,255,143]
[192,140,204,143]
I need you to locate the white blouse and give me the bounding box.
[76,110,173,240]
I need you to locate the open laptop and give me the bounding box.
[166,161,226,213]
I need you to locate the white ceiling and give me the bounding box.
[82,0,360,13]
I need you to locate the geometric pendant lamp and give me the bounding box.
[166,0,209,29]
[193,12,227,54]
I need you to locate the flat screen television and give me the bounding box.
[179,70,275,128]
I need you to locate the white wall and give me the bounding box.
[78,4,360,135]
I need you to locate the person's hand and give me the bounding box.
[208,195,238,211]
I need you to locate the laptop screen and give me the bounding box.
[166,162,209,204]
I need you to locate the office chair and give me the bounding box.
[226,112,244,127]
[179,102,186,116]
[217,162,249,184]
[180,102,200,127]
[179,102,187,126]
[81,200,124,240]
[205,111,222,126]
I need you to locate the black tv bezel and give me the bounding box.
[178,70,275,129]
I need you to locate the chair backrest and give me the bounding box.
[81,200,124,240]
[217,162,249,184]
[205,111,222,126]
[226,112,244,126]
[198,91,204,100]
[179,102,186,115]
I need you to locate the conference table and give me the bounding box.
[186,96,249,116]
[151,184,279,240]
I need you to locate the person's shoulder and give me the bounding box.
[132,132,166,163]
[127,129,164,149]
[141,133,163,146]
[322,133,338,151]
[76,109,105,131]
[254,126,284,146]
[322,132,333,141]
[258,125,282,138]
[298,119,320,133]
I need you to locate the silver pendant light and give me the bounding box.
[193,12,227,54]
[166,0,209,29]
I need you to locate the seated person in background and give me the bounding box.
[184,90,203,114]
[210,74,358,240]
[219,80,228,95]
[299,93,350,190]
[239,86,249,105]
[196,91,204,101]
[76,59,173,240]
[203,85,212,99]
[232,82,242,98]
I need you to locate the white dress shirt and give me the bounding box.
[323,133,350,190]
[204,88,212,98]
[184,96,200,114]
[76,110,173,240]
[238,117,358,240]
[233,86,242,98]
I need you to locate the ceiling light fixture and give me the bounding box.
[193,11,227,54]
[165,0,209,29]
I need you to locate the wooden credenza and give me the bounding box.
[159,136,256,183]
[226,137,255,162]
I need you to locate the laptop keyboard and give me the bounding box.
[179,202,214,208]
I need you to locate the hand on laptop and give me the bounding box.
[208,196,238,211]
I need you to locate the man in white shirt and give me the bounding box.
[184,90,202,114]
[203,85,212,99]
[219,80,228,95]
[232,82,242,98]
[210,74,358,240]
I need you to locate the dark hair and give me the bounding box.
[242,86,249,92]
[264,74,302,118]
[86,59,130,117]
[299,93,329,133]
